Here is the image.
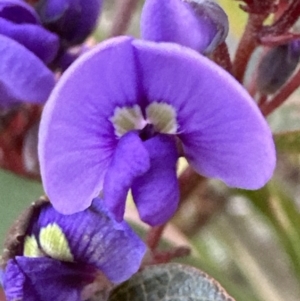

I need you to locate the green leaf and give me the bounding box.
[108,263,235,301]
[274,131,300,153]
[0,169,43,246]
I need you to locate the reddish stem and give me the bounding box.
[211,42,232,74]
[260,0,300,37]
[260,33,300,47]
[146,225,166,251]
[233,14,267,82]
[152,247,191,264]
[109,0,139,37]
[178,165,205,206]
[260,67,300,116]
[0,105,41,179]
[258,94,268,106]
[0,289,5,301]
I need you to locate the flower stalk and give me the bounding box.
[233,14,267,82]
[109,0,140,37]
[210,42,232,73]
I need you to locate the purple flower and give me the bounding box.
[38,36,276,226]
[2,198,146,301]
[0,0,59,64]
[0,0,57,107]
[35,0,103,46]
[141,0,229,54]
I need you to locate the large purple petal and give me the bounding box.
[141,0,217,54]
[103,131,150,221]
[132,134,179,226]
[0,34,55,107]
[36,199,146,283]
[3,257,96,301]
[132,40,275,189]
[0,18,59,64]
[38,36,141,214]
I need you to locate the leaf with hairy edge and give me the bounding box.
[108,263,235,301]
[274,131,300,153]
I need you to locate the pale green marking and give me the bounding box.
[110,102,178,137]
[39,223,74,262]
[146,102,178,134]
[110,105,146,137]
[24,235,43,257]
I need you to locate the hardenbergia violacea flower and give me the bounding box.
[1,197,146,301]
[38,36,275,226]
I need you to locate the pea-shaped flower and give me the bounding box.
[0,0,57,107]
[38,37,276,226]
[1,198,146,301]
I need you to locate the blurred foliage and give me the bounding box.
[217,0,247,38]
[0,170,43,246]
[275,131,300,153]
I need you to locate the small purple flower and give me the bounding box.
[35,0,103,46]
[141,0,229,54]
[38,37,276,226]
[0,0,57,107]
[0,0,59,63]
[2,198,146,301]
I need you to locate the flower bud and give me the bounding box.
[1,197,146,300]
[34,0,102,46]
[184,0,229,53]
[141,0,229,55]
[257,39,300,95]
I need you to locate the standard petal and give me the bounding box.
[36,199,146,283]
[3,257,96,301]
[0,34,55,107]
[38,36,142,214]
[141,0,217,54]
[0,18,59,64]
[131,134,179,226]
[103,131,150,221]
[132,39,275,189]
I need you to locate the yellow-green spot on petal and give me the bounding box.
[39,223,74,262]
[24,235,43,258]
[146,102,178,134]
[110,105,147,137]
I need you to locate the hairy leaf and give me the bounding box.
[108,263,235,301]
